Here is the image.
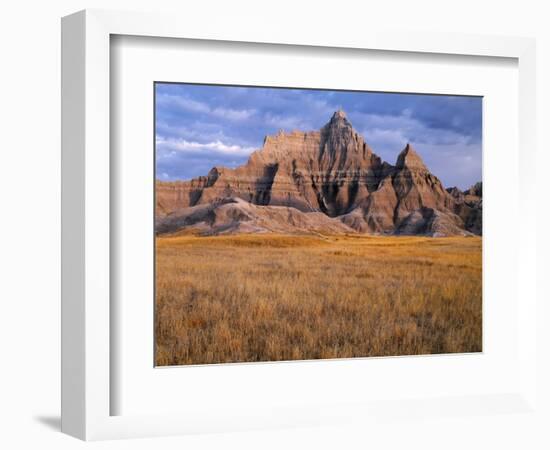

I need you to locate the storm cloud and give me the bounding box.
[155,83,482,190]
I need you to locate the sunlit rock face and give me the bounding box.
[156,110,481,237]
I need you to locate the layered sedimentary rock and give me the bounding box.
[157,111,382,216]
[447,182,483,235]
[156,197,356,236]
[394,207,467,237]
[156,110,482,237]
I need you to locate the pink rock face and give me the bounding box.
[156,111,482,236]
[395,143,428,171]
[391,144,456,224]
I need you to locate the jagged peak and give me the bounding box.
[464,181,482,197]
[326,109,352,128]
[395,143,427,171]
[333,109,347,120]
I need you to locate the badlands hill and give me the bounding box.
[156,110,482,237]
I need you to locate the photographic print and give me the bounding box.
[154,83,482,366]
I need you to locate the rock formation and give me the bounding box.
[156,110,482,237]
[446,182,483,235]
[156,197,356,236]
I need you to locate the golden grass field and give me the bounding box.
[155,234,482,366]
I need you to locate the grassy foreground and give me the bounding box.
[155,234,482,366]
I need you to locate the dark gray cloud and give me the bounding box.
[155,83,482,189]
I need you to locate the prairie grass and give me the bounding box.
[155,234,482,366]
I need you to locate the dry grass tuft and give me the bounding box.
[155,234,482,366]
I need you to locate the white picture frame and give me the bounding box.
[61,9,538,441]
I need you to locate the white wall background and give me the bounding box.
[0,1,548,449]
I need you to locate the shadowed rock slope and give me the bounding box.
[157,110,482,237]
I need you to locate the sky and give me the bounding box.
[155,83,482,190]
